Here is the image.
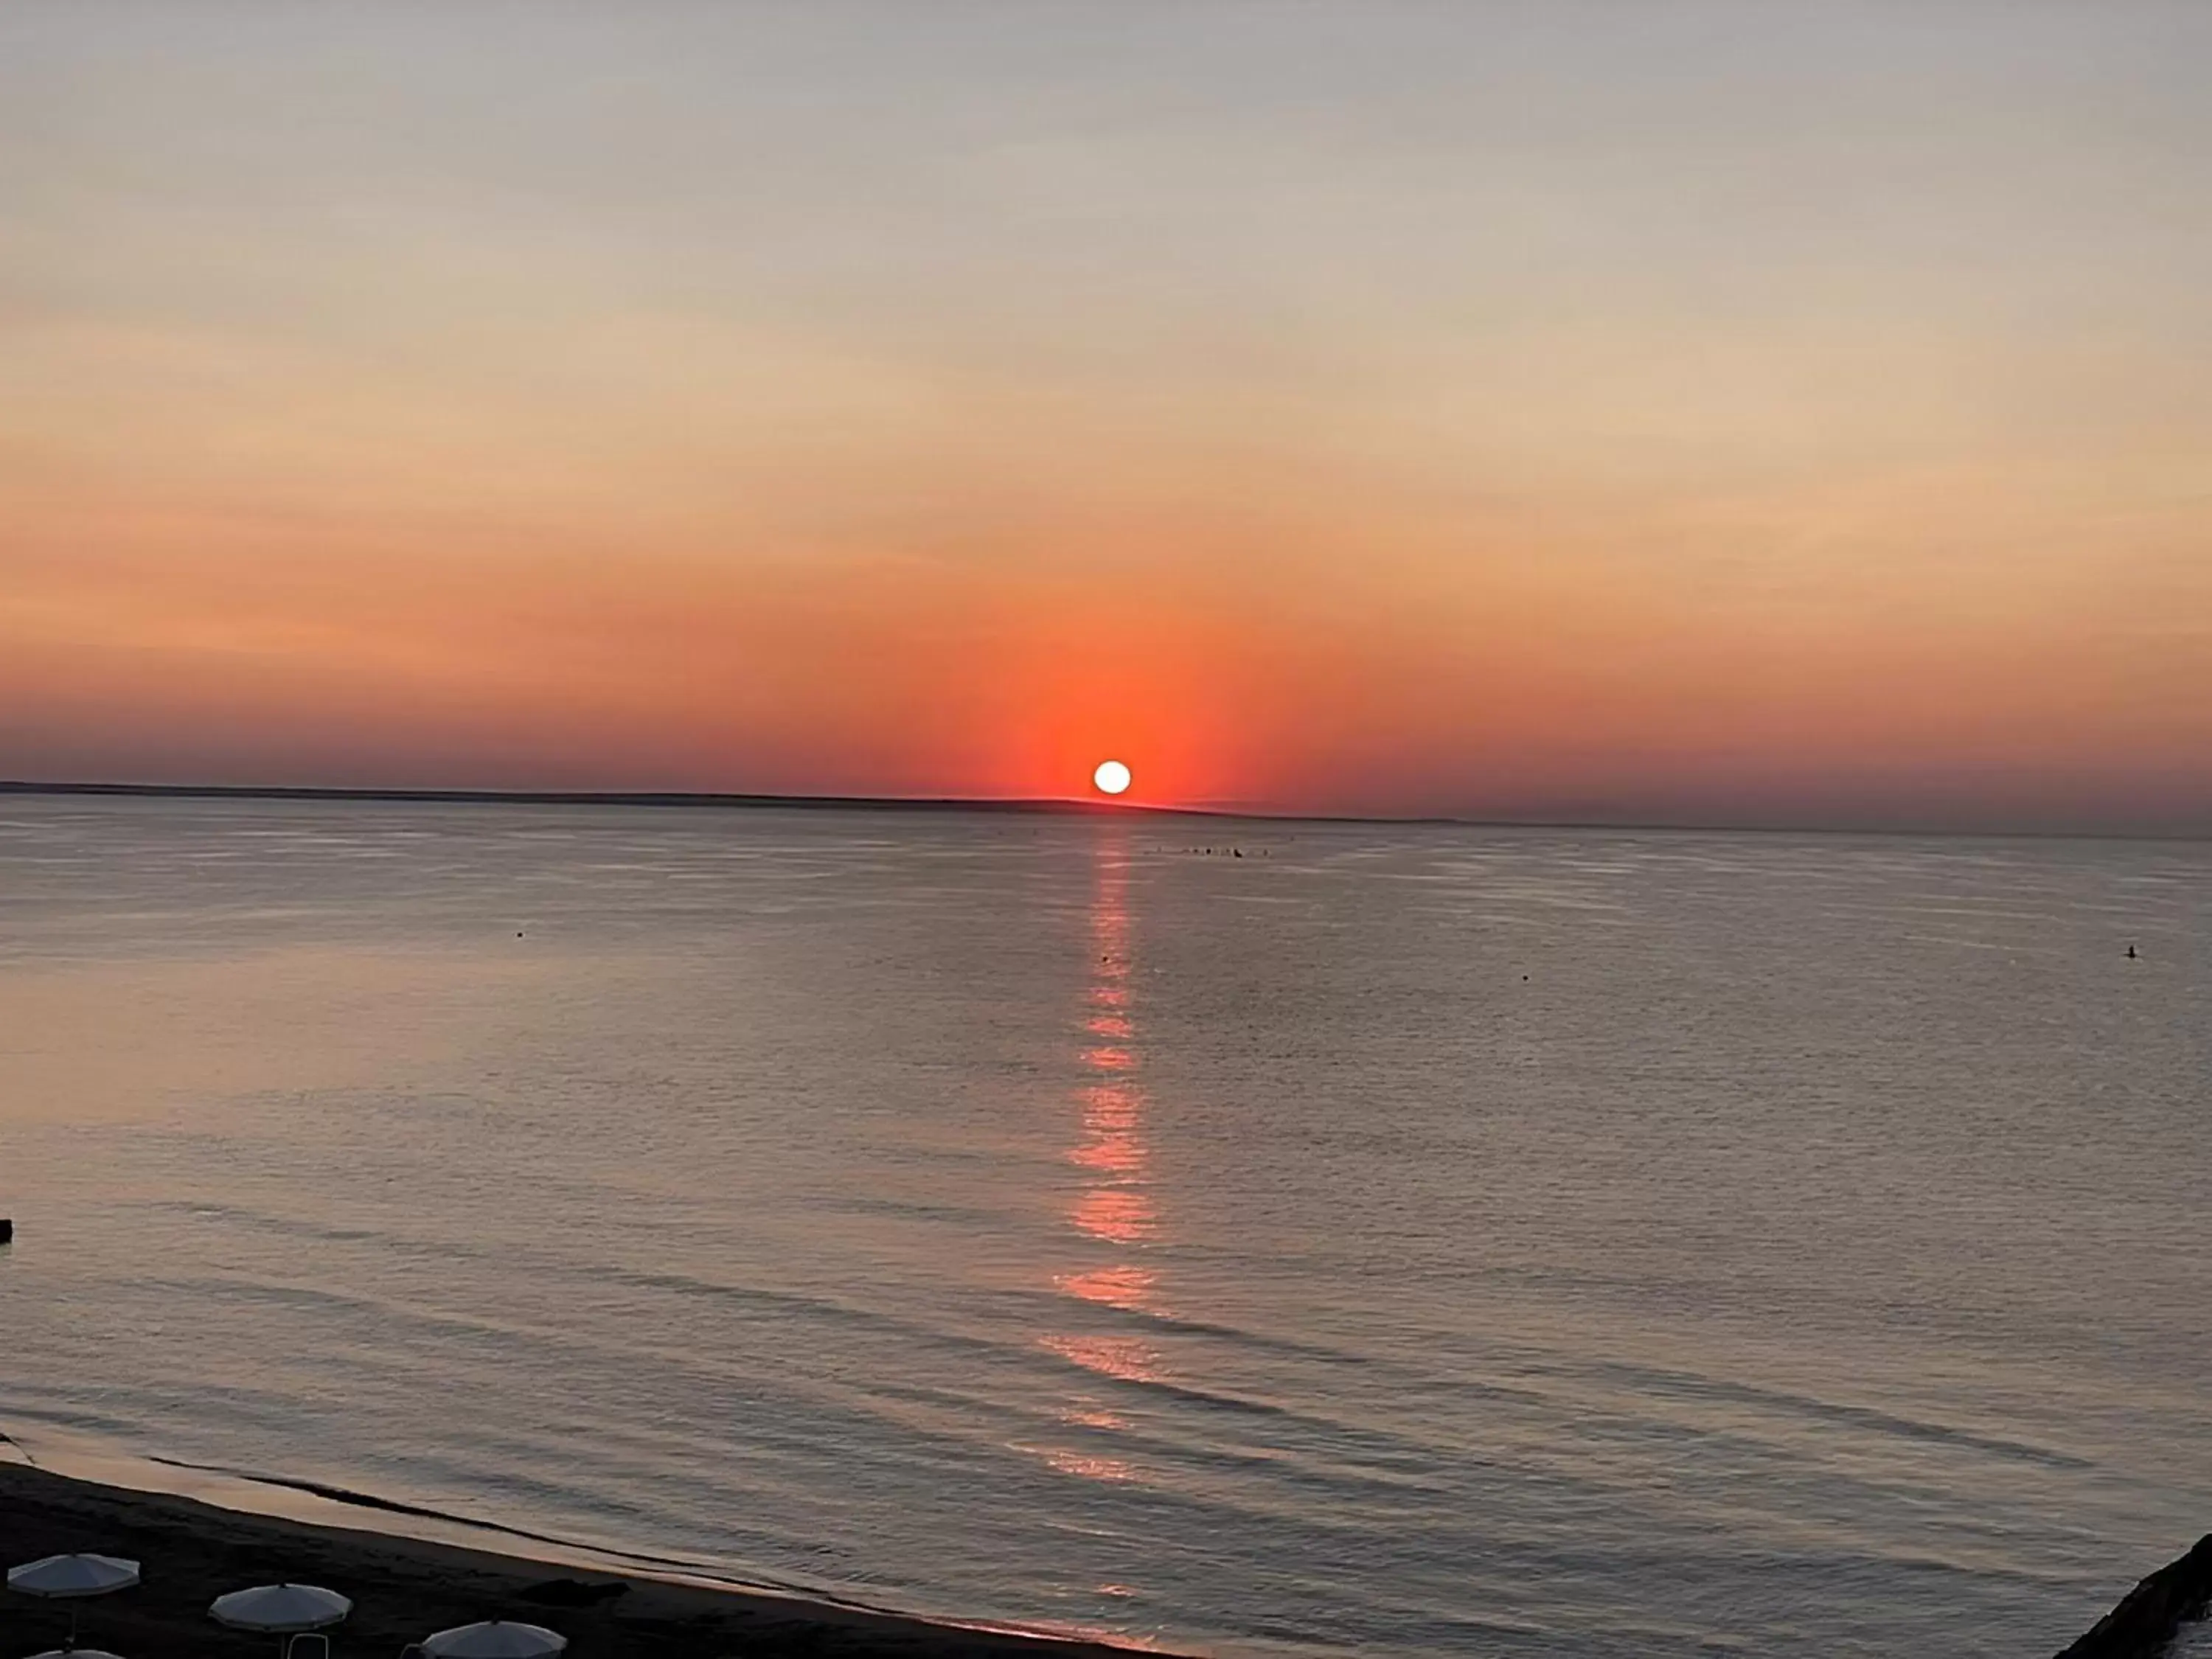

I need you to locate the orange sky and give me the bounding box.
[5,5,2210,830]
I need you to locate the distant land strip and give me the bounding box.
[4,779,2197,841]
[0,779,1261,818]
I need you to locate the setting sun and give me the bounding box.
[5,11,2208,1659]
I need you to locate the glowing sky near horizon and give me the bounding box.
[4,3,2209,830]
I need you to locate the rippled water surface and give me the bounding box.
[1,798,2208,1657]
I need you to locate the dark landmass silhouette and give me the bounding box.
[0,779,1250,817]
[4,778,2201,841]
[2054,1533,2212,1658]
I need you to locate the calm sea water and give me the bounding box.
[1,798,2208,1657]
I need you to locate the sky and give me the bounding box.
[4,2,2209,831]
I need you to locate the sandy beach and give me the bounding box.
[0,1464,1152,1659]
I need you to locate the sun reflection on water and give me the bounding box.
[1038,1332,1161,1386]
[1035,835,1168,1483]
[1055,1263,1158,1311]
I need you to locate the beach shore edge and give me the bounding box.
[0,1463,1174,1659]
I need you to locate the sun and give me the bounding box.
[1093,759,1132,796]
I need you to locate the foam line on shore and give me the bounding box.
[141,1453,848,1601]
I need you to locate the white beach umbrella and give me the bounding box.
[212,1584,353,1632]
[420,1621,568,1659]
[9,1556,141,1598]
[8,1554,141,1647]
[212,1582,353,1658]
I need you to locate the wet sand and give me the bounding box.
[0,1465,1155,1659]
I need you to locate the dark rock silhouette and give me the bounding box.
[2055,1534,2212,1658]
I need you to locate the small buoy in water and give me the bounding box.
[0,1218,13,1245]
[2126,944,2138,959]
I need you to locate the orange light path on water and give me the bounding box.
[1030,833,1170,1498]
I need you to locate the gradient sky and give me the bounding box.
[5,3,2209,830]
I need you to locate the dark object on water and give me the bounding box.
[2126,943,2138,959]
[2054,1533,2212,1658]
[0,1217,11,1244]
[518,1577,626,1607]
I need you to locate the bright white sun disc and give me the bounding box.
[1093,759,1132,796]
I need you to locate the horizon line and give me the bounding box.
[2,779,2203,845]
[0,777,1282,820]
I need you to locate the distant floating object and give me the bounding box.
[2126,944,2138,959]
[0,1217,11,1244]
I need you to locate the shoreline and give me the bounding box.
[8,1459,2203,1659]
[0,1461,1168,1659]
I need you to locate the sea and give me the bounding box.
[1,796,2207,1658]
